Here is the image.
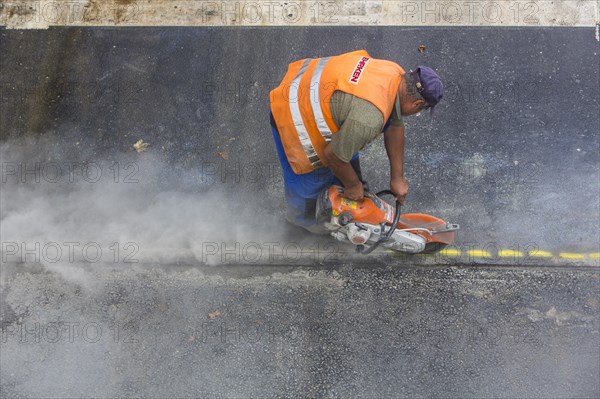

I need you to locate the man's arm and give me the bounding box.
[384,124,409,204]
[322,144,364,201]
[324,95,385,201]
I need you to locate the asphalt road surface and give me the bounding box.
[1,23,599,398]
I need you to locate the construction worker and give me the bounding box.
[269,50,443,233]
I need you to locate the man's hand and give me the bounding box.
[343,181,364,201]
[323,143,365,200]
[390,176,409,205]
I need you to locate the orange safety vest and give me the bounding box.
[270,50,404,174]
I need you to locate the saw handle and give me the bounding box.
[357,191,401,255]
[337,185,369,202]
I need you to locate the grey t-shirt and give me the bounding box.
[329,90,403,162]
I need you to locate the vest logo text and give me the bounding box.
[349,57,370,84]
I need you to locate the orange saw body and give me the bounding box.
[316,185,459,254]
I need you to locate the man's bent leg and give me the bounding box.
[271,116,333,234]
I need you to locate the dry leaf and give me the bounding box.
[188,335,196,342]
[133,139,150,153]
[218,151,229,160]
[208,309,221,320]
[418,44,426,53]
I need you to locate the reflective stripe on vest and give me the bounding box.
[310,57,333,143]
[288,57,333,169]
[289,58,322,168]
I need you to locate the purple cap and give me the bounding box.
[415,66,444,113]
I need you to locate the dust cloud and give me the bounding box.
[0,133,297,283]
